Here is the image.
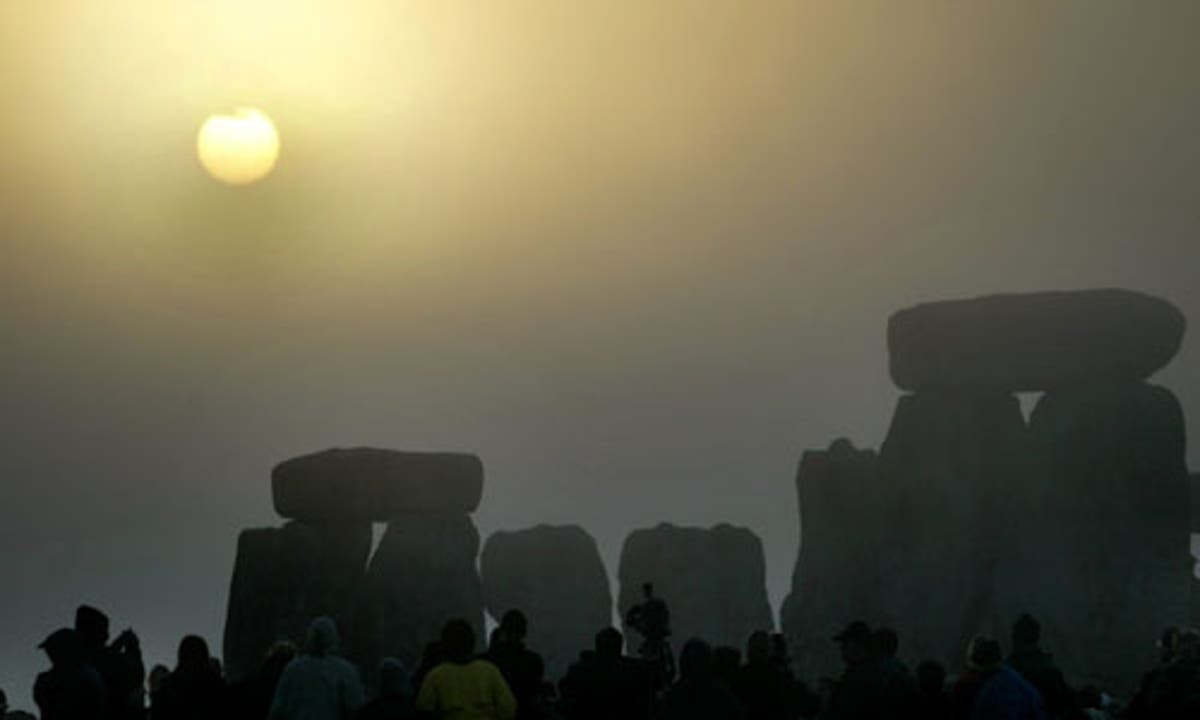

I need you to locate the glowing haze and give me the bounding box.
[2,0,1199,706]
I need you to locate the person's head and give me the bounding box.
[441,619,476,663]
[148,664,170,694]
[39,628,84,667]
[594,627,624,659]
[500,609,528,643]
[1011,614,1041,650]
[745,630,771,666]
[306,616,341,657]
[1,688,8,714]
[833,621,872,665]
[378,657,414,699]
[916,660,946,695]
[678,638,714,681]
[873,627,899,658]
[176,635,211,673]
[642,582,654,599]
[74,605,110,649]
[966,636,1003,674]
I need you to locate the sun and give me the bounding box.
[196,108,280,185]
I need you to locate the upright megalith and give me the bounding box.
[224,447,487,681]
[358,512,485,671]
[223,520,371,681]
[888,289,1184,391]
[876,390,1030,665]
[618,523,773,652]
[272,448,484,519]
[481,525,612,680]
[785,289,1190,691]
[1013,383,1191,689]
[780,439,881,679]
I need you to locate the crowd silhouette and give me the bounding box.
[7,598,1200,720]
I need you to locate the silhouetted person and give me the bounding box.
[768,634,793,681]
[33,627,106,720]
[486,610,546,720]
[625,581,675,689]
[1128,629,1200,720]
[76,604,146,720]
[151,635,227,720]
[1124,627,1183,720]
[1006,614,1069,717]
[416,618,516,720]
[558,626,652,720]
[967,636,1046,720]
[354,658,416,720]
[660,638,745,720]
[824,621,885,720]
[229,641,297,720]
[950,637,996,720]
[874,627,918,720]
[269,617,364,720]
[735,630,820,720]
[915,661,949,720]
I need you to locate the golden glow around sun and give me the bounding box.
[196,108,280,185]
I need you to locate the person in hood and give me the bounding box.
[269,617,365,720]
[33,628,106,720]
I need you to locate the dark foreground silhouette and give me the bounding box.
[10,602,1200,720]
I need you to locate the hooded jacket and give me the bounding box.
[269,618,365,720]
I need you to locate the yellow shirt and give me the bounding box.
[416,659,517,720]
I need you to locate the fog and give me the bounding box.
[2,0,1199,705]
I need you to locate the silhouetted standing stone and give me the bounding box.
[888,290,1184,391]
[481,525,612,680]
[223,520,371,681]
[1013,382,1190,690]
[780,439,882,679]
[618,524,773,652]
[272,448,484,520]
[358,512,484,671]
[875,390,1030,666]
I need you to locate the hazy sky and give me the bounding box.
[3,0,1200,706]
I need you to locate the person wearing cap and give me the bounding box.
[824,621,885,720]
[1004,614,1069,717]
[960,636,1045,720]
[33,627,106,720]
